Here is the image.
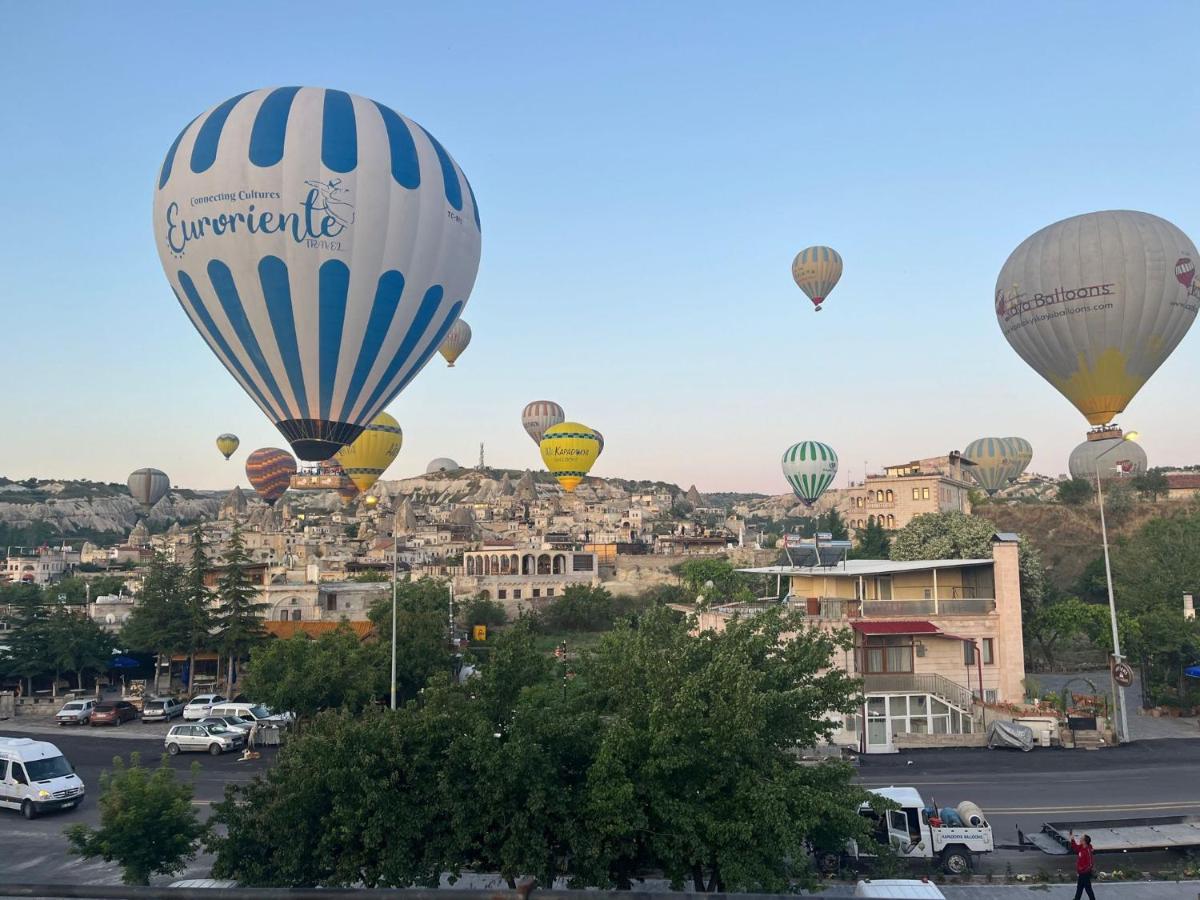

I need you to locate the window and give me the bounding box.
[912,488,920,500]
[326,594,338,612]
[547,588,555,597]
[533,589,540,598]
[278,610,288,621]
[513,589,522,599]
[291,609,301,621]
[12,763,29,785]
[964,641,976,665]
[982,638,994,665]
[876,490,884,502]
[876,575,893,600]
[498,589,507,600]
[862,636,913,673]
[922,487,930,500]
[984,689,998,703]
[887,514,895,527]
[886,489,893,503]
[573,554,594,572]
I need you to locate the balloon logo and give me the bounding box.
[522,400,565,446]
[540,422,602,492]
[216,433,240,460]
[154,87,482,461]
[128,468,170,511]
[438,319,472,367]
[245,447,297,506]
[791,246,843,312]
[780,442,838,507]
[334,412,403,493]
[1176,257,1195,289]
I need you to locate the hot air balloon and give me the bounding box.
[996,211,1199,426]
[593,429,605,456]
[522,401,565,446]
[364,494,379,509]
[962,438,1018,495]
[154,88,482,462]
[216,433,240,460]
[1068,430,1147,480]
[780,442,838,507]
[128,468,170,510]
[791,246,843,312]
[438,319,471,367]
[426,457,460,474]
[1005,437,1033,482]
[245,447,297,506]
[334,412,403,493]
[540,422,602,492]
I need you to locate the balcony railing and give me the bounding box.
[861,672,977,714]
[714,595,996,621]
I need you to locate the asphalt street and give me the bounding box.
[0,725,273,886]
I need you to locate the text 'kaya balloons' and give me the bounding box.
[522,400,565,446]
[154,87,482,461]
[334,411,403,493]
[540,422,602,492]
[438,318,471,367]
[996,210,1199,426]
[781,441,838,507]
[245,447,297,506]
[128,468,170,511]
[216,433,240,460]
[792,246,843,312]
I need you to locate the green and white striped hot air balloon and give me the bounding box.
[781,441,838,507]
[1004,437,1033,482]
[963,437,1020,495]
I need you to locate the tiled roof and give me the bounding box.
[265,620,374,640]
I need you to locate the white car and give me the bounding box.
[210,702,294,726]
[182,693,227,721]
[197,715,253,734]
[165,723,244,756]
[141,697,185,722]
[54,699,96,726]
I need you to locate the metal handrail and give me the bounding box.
[861,672,976,713]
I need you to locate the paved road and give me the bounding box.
[0,726,273,886]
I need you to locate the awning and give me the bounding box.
[852,621,941,636]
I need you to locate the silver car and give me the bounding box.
[197,715,253,735]
[165,723,244,756]
[55,700,96,726]
[142,698,185,722]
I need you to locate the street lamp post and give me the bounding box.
[391,531,398,711]
[1094,431,1138,744]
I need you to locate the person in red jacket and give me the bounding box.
[1069,831,1095,900]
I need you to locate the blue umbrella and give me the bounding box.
[109,655,141,669]
[1186,665,1200,679]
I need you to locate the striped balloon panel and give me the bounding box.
[791,246,844,304]
[522,400,565,445]
[962,437,1016,494]
[1004,436,1033,479]
[245,447,298,504]
[438,318,472,366]
[127,468,170,509]
[780,441,839,506]
[154,87,482,461]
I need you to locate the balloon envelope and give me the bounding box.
[540,422,601,492]
[791,246,843,311]
[245,447,297,505]
[154,87,482,461]
[334,411,402,492]
[522,400,565,446]
[1005,437,1033,481]
[127,468,170,510]
[1068,434,1147,480]
[963,437,1018,495]
[996,210,1199,425]
[780,441,838,507]
[438,319,471,367]
[426,457,459,474]
[216,433,240,460]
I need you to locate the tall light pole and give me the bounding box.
[1094,430,1138,744]
[391,531,398,711]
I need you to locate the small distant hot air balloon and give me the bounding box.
[791,246,843,312]
[334,412,403,493]
[996,211,1199,426]
[216,433,240,460]
[962,438,1018,495]
[522,401,565,446]
[540,422,602,492]
[364,494,379,509]
[780,442,838,507]
[128,468,170,511]
[245,448,297,506]
[438,319,472,367]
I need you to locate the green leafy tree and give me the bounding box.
[46,609,112,692]
[350,569,389,583]
[214,523,267,689]
[460,595,507,630]
[675,558,754,604]
[853,516,890,559]
[1131,468,1169,501]
[181,526,215,691]
[1103,480,1135,522]
[87,574,132,599]
[0,583,49,695]
[1025,598,1108,670]
[1056,478,1093,506]
[121,552,187,693]
[814,508,850,541]
[64,753,208,885]
[367,578,452,702]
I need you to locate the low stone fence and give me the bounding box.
[891,731,988,750]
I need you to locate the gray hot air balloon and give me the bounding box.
[1004,437,1033,482]
[996,210,1200,426]
[521,400,565,446]
[1068,432,1147,480]
[962,438,1017,495]
[127,468,170,510]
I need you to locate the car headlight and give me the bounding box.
[37,790,50,799]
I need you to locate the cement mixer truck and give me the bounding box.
[831,787,994,875]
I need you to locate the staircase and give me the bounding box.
[1070,729,1105,750]
[862,672,979,719]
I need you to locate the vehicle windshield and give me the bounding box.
[205,725,232,735]
[145,701,164,709]
[249,705,271,718]
[26,755,73,781]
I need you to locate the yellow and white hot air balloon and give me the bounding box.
[216,433,240,460]
[791,246,843,312]
[996,210,1200,426]
[539,422,602,493]
[334,412,403,493]
[438,319,472,367]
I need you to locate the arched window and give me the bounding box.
[501,555,510,574]
[537,554,551,575]
[492,554,500,574]
[876,490,884,503]
[887,514,895,527]
[553,554,565,574]
[511,554,519,572]
[466,557,476,576]
[523,555,534,575]
[886,489,893,503]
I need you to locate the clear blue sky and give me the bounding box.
[3,2,1199,494]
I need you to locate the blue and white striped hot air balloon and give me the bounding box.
[781,441,839,507]
[153,87,482,461]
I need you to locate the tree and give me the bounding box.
[65,753,208,885]
[1057,478,1093,506]
[367,578,453,703]
[87,574,132,599]
[242,626,382,721]
[0,584,50,695]
[214,523,267,689]
[853,516,890,559]
[121,553,186,693]
[1025,598,1108,670]
[675,558,754,605]
[45,609,112,692]
[814,508,849,541]
[181,526,215,692]
[1131,468,1169,502]
[460,595,507,630]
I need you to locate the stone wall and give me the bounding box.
[607,548,777,596]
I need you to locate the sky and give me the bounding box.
[2,2,1199,495]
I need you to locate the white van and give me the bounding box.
[210,702,293,725]
[0,737,85,819]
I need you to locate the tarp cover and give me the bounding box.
[988,720,1034,751]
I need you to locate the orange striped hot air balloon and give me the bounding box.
[245,448,296,506]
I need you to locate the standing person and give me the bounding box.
[1068,831,1095,900]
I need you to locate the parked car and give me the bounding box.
[141,698,185,723]
[182,693,227,721]
[0,737,85,819]
[89,701,138,727]
[54,699,96,726]
[197,715,252,734]
[210,702,294,726]
[165,723,244,756]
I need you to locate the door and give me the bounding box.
[864,696,895,754]
[10,762,30,806]
[0,760,13,809]
[888,809,925,858]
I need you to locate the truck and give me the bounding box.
[830,786,994,875]
[1018,815,1200,857]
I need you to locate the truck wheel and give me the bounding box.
[21,800,37,820]
[167,743,181,756]
[942,847,971,875]
[209,743,222,756]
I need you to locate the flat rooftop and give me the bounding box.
[738,558,993,577]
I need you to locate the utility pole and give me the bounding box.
[390,530,397,711]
